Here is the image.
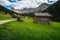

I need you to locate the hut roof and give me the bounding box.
[34,13,52,17]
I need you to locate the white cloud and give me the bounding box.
[0,0,12,6]
[0,0,58,10]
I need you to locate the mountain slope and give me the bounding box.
[0,5,19,18]
[46,0,60,21]
[0,5,18,15]
[21,3,50,13]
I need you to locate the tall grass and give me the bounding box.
[0,14,11,20]
[0,18,60,40]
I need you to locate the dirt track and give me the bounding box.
[0,19,16,24]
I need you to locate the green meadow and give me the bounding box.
[0,14,11,20]
[0,17,60,40]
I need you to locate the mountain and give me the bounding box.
[0,5,18,18]
[45,0,60,22]
[38,3,50,11]
[21,3,50,13]
[11,8,21,13]
[21,8,35,13]
[0,5,18,14]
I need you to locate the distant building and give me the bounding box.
[33,13,52,24]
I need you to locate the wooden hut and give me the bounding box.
[33,13,52,24]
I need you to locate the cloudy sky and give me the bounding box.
[0,0,58,10]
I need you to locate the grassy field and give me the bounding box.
[0,17,60,40]
[0,14,11,20]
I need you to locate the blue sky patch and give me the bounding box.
[48,0,55,3]
[8,0,16,2]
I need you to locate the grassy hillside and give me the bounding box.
[0,17,60,40]
[0,14,11,20]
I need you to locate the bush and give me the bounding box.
[17,16,23,21]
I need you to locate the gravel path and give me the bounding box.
[0,19,16,24]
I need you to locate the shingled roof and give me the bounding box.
[34,13,52,17]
